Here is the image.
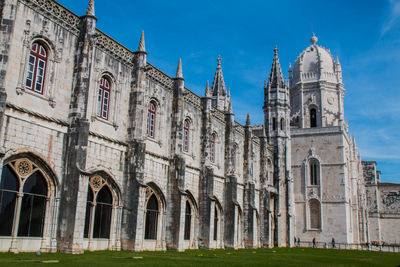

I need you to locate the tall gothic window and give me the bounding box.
[310,108,317,128]
[280,118,284,131]
[210,134,216,163]
[0,165,19,236]
[184,201,191,240]
[93,186,113,238]
[97,77,111,120]
[18,171,48,237]
[272,117,276,131]
[0,159,52,238]
[83,176,114,239]
[26,42,48,94]
[83,186,93,238]
[309,199,321,229]
[309,160,319,186]
[213,206,219,241]
[145,194,159,240]
[147,102,156,138]
[183,120,190,152]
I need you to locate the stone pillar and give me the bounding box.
[199,166,214,249]
[121,140,146,251]
[224,174,238,248]
[166,155,186,251]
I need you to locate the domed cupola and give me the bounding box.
[291,33,341,85]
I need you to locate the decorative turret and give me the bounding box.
[205,80,211,97]
[268,46,285,89]
[211,56,230,111]
[86,0,95,16]
[135,31,147,68]
[264,46,289,139]
[138,31,146,52]
[176,58,183,79]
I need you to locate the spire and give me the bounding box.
[138,31,145,52]
[335,56,340,65]
[86,0,95,16]
[205,80,210,97]
[176,58,183,78]
[246,113,251,126]
[211,55,227,97]
[267,46,285,89]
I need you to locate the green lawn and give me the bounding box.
[0,248,399,266]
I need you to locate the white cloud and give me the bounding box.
[381,0,400,35]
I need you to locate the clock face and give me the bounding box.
[327,97,334,105]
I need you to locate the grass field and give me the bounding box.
[0,248,399,266]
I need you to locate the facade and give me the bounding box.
[0,0,398,253]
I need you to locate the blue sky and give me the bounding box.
[58,0,400,183]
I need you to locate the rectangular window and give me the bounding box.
[97,88,103,117]
[183,129,189,152]
[34,59,46,93]
[102,90,109,119]
[25,56,35,89]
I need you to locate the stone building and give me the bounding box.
[0,0,398,253]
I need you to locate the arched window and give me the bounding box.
[309,159,319,186]
[26,42,48,94]
[97,77,111,120]
[83,176,114,239]
[145,194,159,240]
[93,186,112,238]
[272,117,276,131]
[213,206,218,241]
[147,102,156,138]
[309,199,321,229]
[310,108,317,128]
[184,201,191,240]
[280,118,284,131]
[0,159,53,238]
[83,186,93,238]
[18,171,48,237]
[210,133,216,163]
[0,165,19,236]
[183,120,190,152]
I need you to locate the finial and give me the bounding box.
[288,62,292,71]
[228,88,231,98]
[264,80,267,89]
[274,45,278,55]
[217,55,222,67]
[86,0,95,16]
[176,58,183,78]
[310,33,318,45]
[246,113,251,125]
[205,80,210,97]
[228,99,232,113]
[138,31,145,52]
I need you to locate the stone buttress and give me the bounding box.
[57,1,97,253]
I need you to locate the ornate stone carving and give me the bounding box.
[15,159,33,177]
[90,176,104,192]
[94,32,134,64]
[146,64,173,89]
